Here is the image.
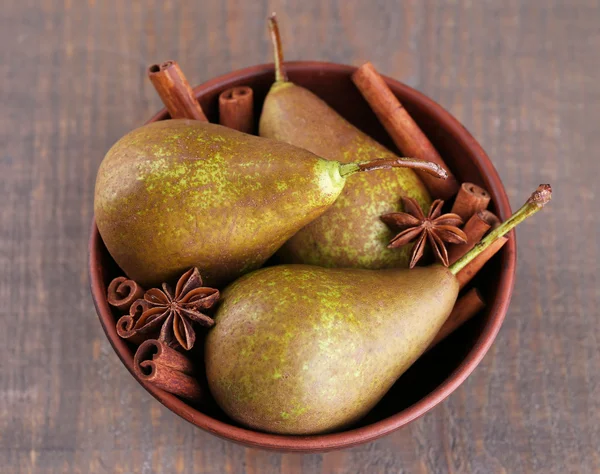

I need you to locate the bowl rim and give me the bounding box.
[89,60,516,452]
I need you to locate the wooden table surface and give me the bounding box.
[2,1,598,473]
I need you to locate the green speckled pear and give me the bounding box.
[94,120,346,288]
[205,184,553,435]
[259,16,432,268]
[94,119,443,288]
[205,264,459,435]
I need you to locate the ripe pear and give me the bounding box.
[94,119,444,288]
[205,185,551,434]
[259,15,431,269]
[206,264,458,434]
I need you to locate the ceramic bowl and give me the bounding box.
[89,61,515,452]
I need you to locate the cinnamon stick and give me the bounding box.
[107,277,144,313]
[428,288,485,349]
[116,299,155,345]
[219,86,254,134]
[148,60,207,121]
[134,339,203,403]
[451,182,491,222]
[448,210,498,265]
[484,210,502,229]
[351,62,459,200]
[456,236,509,289]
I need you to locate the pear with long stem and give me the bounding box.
[260,14,434,270]
[205,185,552,435]
[95,119,445,287]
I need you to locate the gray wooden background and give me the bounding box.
[2,1,598,473]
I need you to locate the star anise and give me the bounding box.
[130,268,219,351]
[381,197,468,268]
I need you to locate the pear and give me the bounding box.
[94,119,444,288]
[205,185,551,434]
[206,264,458,434]
[259,15,432,269]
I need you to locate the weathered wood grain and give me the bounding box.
[1,0,598,473]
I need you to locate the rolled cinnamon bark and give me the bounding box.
[116,299,154,345]
[134,339,203,402]
[428,288,485,349]
[351,62,459,200]
[219,86,254,134]
[456,236,509,289]
[483,210,502,229]
[107,277,144,313]
[448,210,499,265]
[148,60,207,121]
[451,182,491,222]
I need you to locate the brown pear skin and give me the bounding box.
[259,17,432,269]
[205,264,458,435]
[94,120,352,288]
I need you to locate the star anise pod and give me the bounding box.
[381,197,468,268]
[132,268,219,351]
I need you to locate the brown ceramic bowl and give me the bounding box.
[89,61,516,452]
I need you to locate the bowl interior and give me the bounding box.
[90,62,515,451]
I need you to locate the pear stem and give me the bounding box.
[449,184,552,275]
[339,158,449,179]
[268,14,288,83]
